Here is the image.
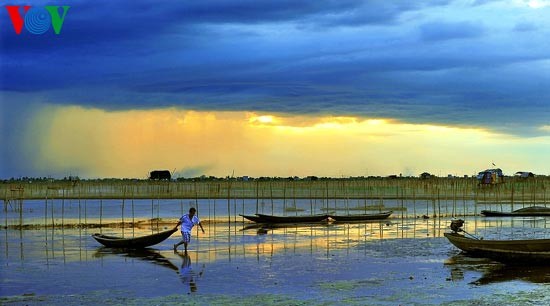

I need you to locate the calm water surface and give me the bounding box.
[2,199,550,305]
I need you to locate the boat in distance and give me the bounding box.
[240,213,327,223]
[481,206,550,217]
[444,232,550,264]
[328,211,392,222]
[92,227,178,248]
[240,211,392,223]
[255,213,329,223]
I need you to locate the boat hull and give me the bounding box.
[328,211,393,222]
[481,206,550,217]
[481,211,550,217]
[242,212,392,223]
[239,214,265,223]
[254,213,328,223]
[444,232,550,264]
[92,227,178,248]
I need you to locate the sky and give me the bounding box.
[1,0,549,179]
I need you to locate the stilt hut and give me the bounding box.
[476,168,504,185]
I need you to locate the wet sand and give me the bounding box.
[2,216,550,305]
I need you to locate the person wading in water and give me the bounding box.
[174,207,205,253]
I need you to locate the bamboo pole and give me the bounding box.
[227,180,231,227]
[256,180,259,214]
[283,181,287,216]
[45,190,48,228]
[293,181,297,216]
[61,189,65,228]
[121,186,125,237]
[270,181,274,215]
[100,197,103,233]
[131,191,135,238]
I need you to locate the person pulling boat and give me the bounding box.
[174,207,205,253]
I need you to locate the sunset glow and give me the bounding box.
[21,105,550,178]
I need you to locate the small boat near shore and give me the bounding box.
[92,227,178,248]
[328,211,393,222]
[445,232,550,264]
[481,206,550,217]
[444,219,550,264]
[239,214,265,223]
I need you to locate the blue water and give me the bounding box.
[2,197,524,227]
[2,217,549,305]
[3,197,550,306]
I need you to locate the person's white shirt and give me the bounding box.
[180,214,200,233]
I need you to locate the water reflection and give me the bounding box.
[2,215,549,266]
[473,265,550,285]
[91,247,206,293]
[5,215,543,268]
[445,254,550,285]
[175,251,204,293]
[3,214,550,285]
[4,212,550,300]
[3,197,517,228]
[93,247,178,271]
[444,254,497,284]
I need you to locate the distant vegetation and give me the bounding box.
[2,174,548,202]
[2,172,545,184]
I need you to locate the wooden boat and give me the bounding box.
[92,227,178,248]
[328,211,393,222]
[239,214,265,223]
[254,213,329,223]
[444,232,550,264]
[481,206,550,217]
[241,222,333,231]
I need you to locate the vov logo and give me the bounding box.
[5,5,70,35]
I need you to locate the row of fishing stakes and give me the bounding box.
[2,178,549,239]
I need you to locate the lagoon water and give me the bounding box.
[2,196,532,226]
[2,198,550,305]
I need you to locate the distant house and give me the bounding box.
[420,172,433,179]
[149,170,171,180]
[514,171,534,179]
[477,168,504,185]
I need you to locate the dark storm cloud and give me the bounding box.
[178,0,452,27]
[1,0,451,51]
[1,0,549,139]
[1,0,448,93]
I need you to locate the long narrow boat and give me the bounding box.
[239,214,265,223]
[481,206,550,217]
[92,227,178,248]
[328,211,393,222]
[254,213,329,223]
[444,232,550,264]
